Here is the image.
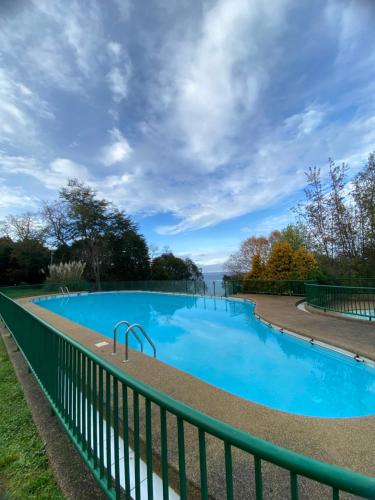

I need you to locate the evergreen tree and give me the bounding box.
[290,246,319,279]
[245,254,265,280]
[151,252,202,280]
[265,242,293,280]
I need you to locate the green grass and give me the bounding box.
[0,334,64,499]
[0,287,46,299]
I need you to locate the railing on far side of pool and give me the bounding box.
[0,279,309,299]
[1,291,375,499]
[305,283,375,320]
[224,279,310,296]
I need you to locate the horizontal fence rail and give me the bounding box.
[225,279,310,296]
[1,292,375,499]
[0,280,212,298]
[0,278,312,299]
[305,283,375,320]
[318,278,375,288]
[0,279,231,299]
[2,278,375,301]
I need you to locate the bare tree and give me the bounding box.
[295,166,332,259]
[1,212,46,242]
[149,244,160,261]
[224,235,273,276]
[295,153,375,275]
[352,153,375,269]
[42,201,73,246]
[327,160,357,259]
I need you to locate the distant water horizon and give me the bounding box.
[202,271,224,281]
[202,271,225,294]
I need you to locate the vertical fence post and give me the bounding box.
[145,399,154,500]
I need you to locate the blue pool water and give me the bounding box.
[35,292,375,418]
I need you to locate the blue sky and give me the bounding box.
[0,0,374,271]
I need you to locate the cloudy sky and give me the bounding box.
[0,0,374,271]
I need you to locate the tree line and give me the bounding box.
[225,153,375,280]
[0,179,202,287]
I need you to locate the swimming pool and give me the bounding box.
[34,292,375,418]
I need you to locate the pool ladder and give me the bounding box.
[59,286,70,296]
[112,320,157,362]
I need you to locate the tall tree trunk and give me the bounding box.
[90,244,101,291]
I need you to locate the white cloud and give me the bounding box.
[107,42,123,61]
[0,0,374,239]
[284,106,326,137]
[0,0,105,94]
[0,152,90,191]
[106,42,132,102]
[155,0,291,169]
[98,107,375,234]
[177,249,235,267]
[47,158,91,188]
[33,0,102,78]
[0,69,54,146]
[0,178,37,210]
[107,67,130,102]
[154,173,301,235]
[241,212,295,236]
[100,128,132,166]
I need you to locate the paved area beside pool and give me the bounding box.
[236,294,375,361]
[17,295,375,499]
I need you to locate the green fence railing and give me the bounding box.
[318,278,375,288]
[1,292,375,498]
[305,283,375,320]
[0,279,311,299]
[88,280,207,295]
[225,279,309,296]
[0,280,207,299]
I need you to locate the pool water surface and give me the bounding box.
[34,292,375,418]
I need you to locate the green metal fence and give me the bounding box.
[0,279,308,299]
[88,280,207,295]
[305,283,375,320]
[318,278,375,288]
[1,292,375,498]
[225,279,309,296]
[0,280,207,298]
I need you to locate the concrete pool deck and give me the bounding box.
[16,294,375,499]
[236,294,375,362]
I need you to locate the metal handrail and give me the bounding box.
[305,283,375,320]
[124,323,156,361]
[59,286,66,296]
[112,320,143,355]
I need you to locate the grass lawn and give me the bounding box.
[0,334,63,499]
[0,287,50,299]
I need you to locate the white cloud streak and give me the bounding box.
[155,0,292,169]
[0,69,54,146]
[0,178,37,209]
[100,128,133,166]
[0,152,90,191]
